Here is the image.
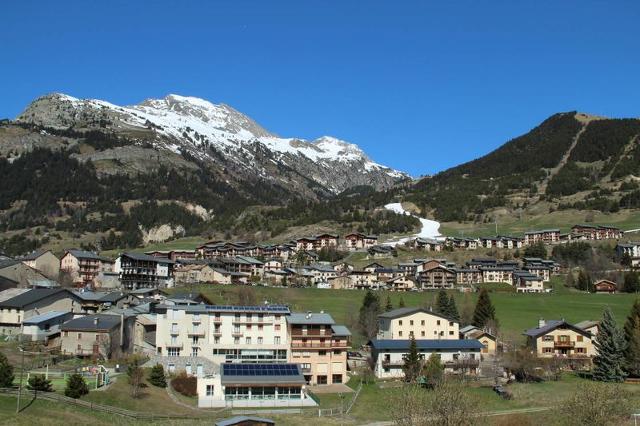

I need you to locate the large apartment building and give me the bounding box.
[377,307,459,340]
[115,253,175,290]
[287,312,350,385]
[156,304,291,366]
[60,249,114,286]
[370,307,481,379]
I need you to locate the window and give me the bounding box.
[168,348,180,356]
[421,320,425,326]
[257,337,263,345]
[95,334,99,341]
[319,350,327,356]
[543,335,554,342]
[334,350,342,355]
[191,347,199,357]
[437,320,441,326]
[398,331,403,337]
[577,335,583,342]
[245,337,251,345]
[247,324,252,330]
[274,336,281,345]
[449,321,454,326]
[258,324,263,331]
[421,331,425,337]
[275,324,281,331]
[206,385,214,396]
[77,333,82,339]
[410,320,414,326]
[332,374,343,384]
[234,337,240,344]
[168,363,176,373]
[399,320,403,326]
[449,331,454,336]
[214,337,220,344]
[576,347,586,354]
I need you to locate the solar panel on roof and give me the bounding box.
[222,363,300,376]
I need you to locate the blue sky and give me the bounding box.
[1,1,639,176]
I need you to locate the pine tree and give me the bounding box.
[472,289,496,328]
[399,296,406,308]
[27,374,53,392]
[436,290,449,316]
[0,352,14,387]
[148,364,167,388]
[624,300,640,377]
[385,295,393,312]
[592,308,626,382]
[359,290,382,339]
[448,295,460,322]
[623,272,640,294]
[402,335,422,383]
[65,374,89,399]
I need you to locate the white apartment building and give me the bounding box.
[156,304,291,367]
[377,307,460,340]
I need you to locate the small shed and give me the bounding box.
[593,279,617,294]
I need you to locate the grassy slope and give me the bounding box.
[439,208,640,238]
[172,278,639,347]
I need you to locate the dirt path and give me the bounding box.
[537,122,589,196]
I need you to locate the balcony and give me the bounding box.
[554,341,575,348]
[444,359,480,369]
[192,317,202,323]
[213,330,223,337]
[213,318,222,324]
[232,331,243,337]
[187,330,205,337]
[291,342,332,348]
[166,343,184,349]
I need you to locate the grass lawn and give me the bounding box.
[82,372,197,416]
[175,279,639,346]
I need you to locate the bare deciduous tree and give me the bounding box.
[560,381,632,426]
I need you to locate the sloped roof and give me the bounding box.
[60,314,121,331]
[0,288,76,309]
[370,339,483,351]
[287,312,335,325]
[523,320,591,338]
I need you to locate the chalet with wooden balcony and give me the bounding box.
[524,318,595,358]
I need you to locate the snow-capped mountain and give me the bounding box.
[15,93,406,195]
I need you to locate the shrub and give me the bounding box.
[171,372,197,397]
[0,352,14,387]
[65,374,89,398]
[148,364,167,388]
[27,374,53,392]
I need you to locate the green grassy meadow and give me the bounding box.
[172,277,639,346]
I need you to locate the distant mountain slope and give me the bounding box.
[407,112,640,222]
[0,93,409,253]
[11,93,406,194]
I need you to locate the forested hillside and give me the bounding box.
[407,112,640,222]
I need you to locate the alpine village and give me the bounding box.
[2,4,640,426]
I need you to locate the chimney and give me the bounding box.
[538,318,545,328]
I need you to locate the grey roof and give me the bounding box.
[23,311,71,325]
[459,325,479,334]
[378,307,452,322]
[61,314,121,331]
[157,304,290,315]
[370,339,483,351]
[0,259,20,270]
[575,320,599,330]
[122,252,175,264]
[73,291,126,303]
[215,416,275,426]
[19,249,53,261]
[0,288,76,309]
[287,312,335,325]
[524,320,591,338]
[66,249,113,263]
[331,325,351,336]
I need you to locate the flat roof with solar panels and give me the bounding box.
[156,304,291,314]
[221,363,305,385]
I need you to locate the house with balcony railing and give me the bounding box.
[524,318,595,358]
